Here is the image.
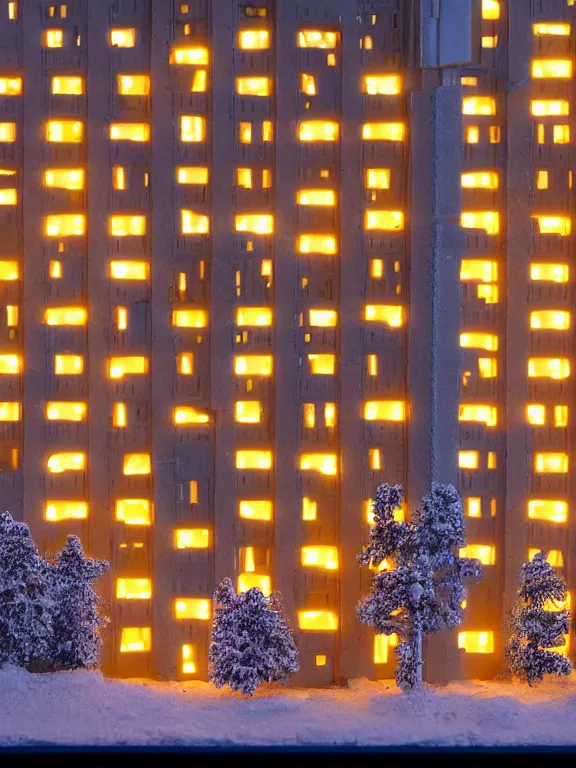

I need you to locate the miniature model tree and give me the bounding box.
[0,511,53,669]
[357,482,483,692]
[209,577,299,696]
[48,534,110,670]
[505,551,572,686]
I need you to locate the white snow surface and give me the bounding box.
[2,665,576,747]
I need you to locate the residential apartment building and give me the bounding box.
[0,0,573,684]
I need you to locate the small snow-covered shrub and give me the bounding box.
[209,578,299,696]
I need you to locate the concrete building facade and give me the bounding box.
[0,0,574,683]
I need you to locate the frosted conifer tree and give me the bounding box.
[48,534,109,670]
[0,511,52,669]
[357,482,483,692]
[209,578,299,696]
[505,551,572,686]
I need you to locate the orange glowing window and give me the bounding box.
[0,123,16,142]
[478,358,497,378]
[302,497,317,521]
[110,261,149,280]
[308,354,335,375]
[366,169,390,189]
[465,126,479,144]
[51,76,83,95]
[532,215,571,236]
[309,309,337,327]
[298,121,339,141]
[173,407,210,425]
[300,453,337,476]
[298,611,338,631]
[461,211,499,234]
[177,167,208,185]
[175,598,211,620]
[459,404,497,427]
[364,305,404,327]
[460,332,498,351]
[182,644,197,674]
[117,74,150,96]
[110,29,136,48]
[46,120,83,142]
[109,356,148,379]
[45,402,86,421]
[530,263,568,283]
[465,498,481,518]
[297,189,336,206]
[116,579,152,600]
[534,453,568,473]
[235,450,272,470]
[459,544,495,565]
[459,451,479,469]
[297,30,337,48]
[181,210,209,234]
[44,169,84,190]
[113,403,127,427]
[300,72,316,95]
[297,234,337,254]
[236,77,271,96]
[363,75,401,95]
[45,214,85,237]
[236,307,272,326]
[0,261,18,281]
[528,358,570,379]
[238,30,270,49]
[458,631,494,653]
[44,307,86,326]
[120,627,151,653]
[461,171,498,189]
[527,404,546,425]
[529,548,563,566]
[54,354,83,375]
[462,97,496,115]
[235,214,274,234]
[533,23,570,36]
[553,125,570,144]
[482,0,500,19]
[43,29,63,48]
[460,260,498,282]
[362,122,404,141]
[172,309,207,328]
[175,529,209,549]
[374,633,399,663]
[234,355,272,376]
[482,36,498,48]
[554,405,568,427]
[116,499,152,525]
[365,210,403,231]
[530,310,570,330]
[0,402,19,421]
[363,401,406,421]
[0,189,16,205]
[239,500,272,521]
[170,47,208,65]
[109,123,149,142]
[301,546,338,570]
[532,59,572,78]
[181,116,205,142]
[528,500,567,523]
[531,100,569,116]
[123,453,151,476]
[45,501,88,522]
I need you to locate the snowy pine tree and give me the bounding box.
[357,482,483,692]
[209,578,299,696]
[48,535,109,670]
[505,551,572,686]
[0,511,52,669]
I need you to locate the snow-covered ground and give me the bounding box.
[1,665,576,747]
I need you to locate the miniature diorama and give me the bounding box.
[0,0,575,752]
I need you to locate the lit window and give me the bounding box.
[175,529,209,549]
[461,77,478,86]
[44,169,84,190]
[177,353,194,375]
[123,454,151,476]
[478,358,497,378]
[459,404,497,427]
[461,211,499,234]
[190,69,207,92]
[303,403,315,428]
[489,125,500,143]
[364,305,404,327]
[238,29,270,49]
[460,260,498,282]
[527,404,546,425]
[113,403,127,427]
[237,574,272,595]
[8,2,17,20]
[45,402,86,421]
[297,30,337,48]
[0,354,20,374]
[46,452,86,475]
[46,120,83,143]
[45,214,85,237]
[0,190,16,205]
[308,354,335,375]
[460,332,498,351]
[298,121,339,141]
[309,309,337,327]
[180,210,210,235]
[181,115,205,142]
[109,123,149,142]
[234,355,272,376]
[235,450,272,470]
[109,261,149,280]
[172,309,207,328]
[374,634,399,664]
[482,0,500,19]
[297,234,337,254]
[554,405,568,427]
[0,402,19,421]
[533,215,571,236]
[462,96,496,115]
[465,498,481,518]
[465,126,479,144]
[51,76,83,95]
[120,627,151,654]
[45,501,88,521]
[367,354,378,376]
[182,644,197,674]
[459,544,495,565]
[109,215,145,237]
[234,401,261,424]
[530,264,568,283]
[458,631,494,653]
[532,59,572,78]
[236,77,271,96]
[44,307,86,326]
[169,47,208,65]
[300,72,316,95]
[239,122,252,143]
[365,169,390,190]
[365,210,403,231]
[173,407,210,425]
[300,453,337,476]
[177,167,208,185]
[5,306,17,327]
[236,168,252,189]
[363,74,401,95]
[117,74,150,96]
[534,453,568,473]
[116,499,151,525]
[528,357,570,379]
[531,100,569,116]
[239,500,272,521]
[459,451,479,469]
[54,354,83,375]
[553,125,570,144]
[533,23,570,36]
[528,500,567,523]
[175,598,211,620]
[116,579,151,600]
[302,497,317,521]
[116,307,128,330]
[109,356,148,379]
[236,307,272,326]
[301,546,339,570]
[235,214,273,234]
[262,169,272,188]
[363,401,406,421]
[529,548,563,567]
[0,261,18,280]
[0,123,16,142]
[482,36,498,48]
[461,171,498,189]
[298,611,338,631]
[530,310,570,330]
[43,29,63,48]
[110,29,136,48]
[297,189,336,206]
[477,285,499,304]
[362,122,404,141]
[536,170,549,190]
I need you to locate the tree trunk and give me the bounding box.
[414,628,423,687]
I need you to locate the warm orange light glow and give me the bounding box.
[374,633,399,663]
[300,453,337,476]
[239,500,272,521]
[554,405,568,427]
[532,215,571,236]
[46,120,83,142]
[482,35,498,48]
[47,452,86,474]
[465,126,479,144]
[530,264,569,283]
[533,23,570,36]
[301,546,339,570]
[458,631,494,653]
[363,74,402,95]
[44,169,84,190]
[0,189,16,205]
[123,453,151,476]
[110,29,136,47]
[170,47,208,65]
[553,125,570,144]
[236,77,271,96]
[297,234,337,254]
[116,499,152,525]
[45,501,88,522]
[531,100,569,116]
[534,453,568,473]
[110,261,149,280]
[459,544,495,565]
[238,29,270,49]
[478,358,497,378]
[528,358,570,379]
[462,97,496,115]
[113,403,127,427]
[182,644,197,674]
[482,0,500,19]
[0,261,18,281]
[297,30,337,48]
[459,404,497,427]
[172,309,207,328]
[363,401,406,421]
[465,498,482,518]
[0,123,16,142]
[459,451,479,469]
[461,211,499,234]
[51,76,83,95]
[175,529,209,549]
[532,59,573,78]
[234,355,273,376]
[308,354,335,375]
[362,122,405,141]
[364,305,404,327]
[0,402,20,421]
[528,500,567,523]
[461,171,499,189]
[181,210,209,234]
[45,402,86,421]
[309,309,337,327]
[117,74,150,95]
[235,307,272,326]
[460,260,497,282]
[235,214,274,234]
[298,121,339,141]
[234,401,261,424]
[120,627,151,653]
[45,214,85,236]
[298,611,338,631]
[110,215,146,236]
[302,497,318,521]
[43,29,63,48]
[175,598,211,620]
[529,548,563,567]
[237,574,272,595]
[177,167,208,185]
[235,450,272,470]
[530,310,570,330]
[116,579,152,600]
[527,404,546,425]
[460,332,498,351]
[365,210,403,231]
[173,406,210,425]
[181,116,205,142]
[297,189,336,206]
[45,307,86,326]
